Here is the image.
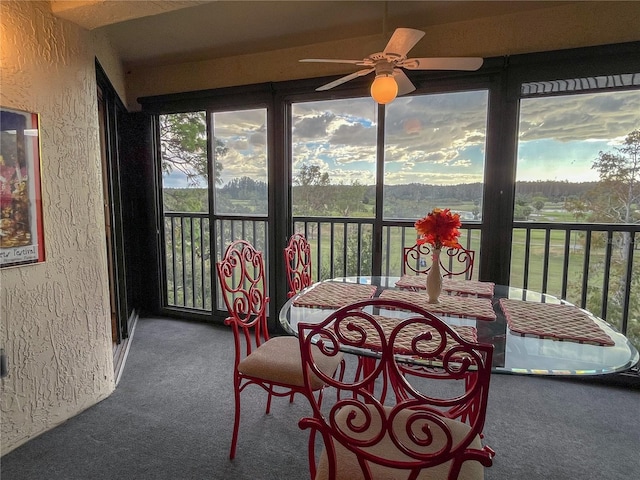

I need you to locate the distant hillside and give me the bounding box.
[163,180,599,213]
[369,181,597,203]
[514,180,598,200]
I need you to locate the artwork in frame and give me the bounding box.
[0,107,45,268]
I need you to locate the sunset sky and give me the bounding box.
[162,88,639,189]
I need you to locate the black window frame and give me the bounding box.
[138,41,640,327]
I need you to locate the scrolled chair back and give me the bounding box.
[216,239,270,351]
[403,243,475,279]
[297,298,494,480]
[441,246,475,279]
[284,232,313,297]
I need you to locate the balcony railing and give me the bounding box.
[292,217,482,281]
[162,212,639,349]
[162,212,267,312]
[510,222,639,339]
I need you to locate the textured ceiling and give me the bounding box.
[50,1,574,67]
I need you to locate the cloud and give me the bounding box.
[519,90,640,142]
[166,88,637,189]
[330,145,376,166]
[385,92,489,152]
[289,91,490,186]
[329,122,375,146]
[249,131,265,146]
[451,159,473,168]
[324,167,375,185]
[385,169,483,186]
[293,111,335,139]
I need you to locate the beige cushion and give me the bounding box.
[238,336,343,390]
[315,404,485,480]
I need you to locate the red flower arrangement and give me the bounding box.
[414,208,462,250]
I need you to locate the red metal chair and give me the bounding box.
[216,239,344,459]
[403,243,476,279]
[297,298,494,480]
[284,232,313,298]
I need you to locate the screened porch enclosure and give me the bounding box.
[146,42,640,353]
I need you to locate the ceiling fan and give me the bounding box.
[300,28,483,104]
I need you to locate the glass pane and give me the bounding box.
[291,98,377,217]
[383,90,489,221]
[159,112,209,213]
[213,109,268,215]
[514,88,640,352]
[159,112,211,310]
[515,89,640,223]
[164,215,211,311]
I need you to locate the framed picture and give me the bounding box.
[0,107,45,268]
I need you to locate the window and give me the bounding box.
[291,98,377,278]
[158,108,270,310]
[144,42,640,348]
[511,73,639,343]
[383,90,488,220]
[291,98,377,217]
[515,88,640,223]
[213,109,268,216]
[160,112,209,213]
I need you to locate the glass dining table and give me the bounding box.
[278,276,639,376]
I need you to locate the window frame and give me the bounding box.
[139,41,640,326]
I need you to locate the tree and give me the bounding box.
[293,164,331,214]
[563,195,589,222]
[532,197,546,215]
[515,194,530,207]
[588,129,640,257]
[295,164,330,188]
[331,181,368,217]
[319,226,373,279]
[222,176,267,200]
[591,129,640,225]
[159,112,228,186]
[567,130,640,345]
[514,204,532,221]
[216,176,268,214]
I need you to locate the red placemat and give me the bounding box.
[340,315,478,357]
[499,298,615,346]
[293,282,377,309]
[378,289,496,321]
[395,276,495,297]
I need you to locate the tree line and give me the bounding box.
[163,180,598,215]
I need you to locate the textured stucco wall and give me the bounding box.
[124,1,640,110]
[91,27,127,103]
[0,0,116,455]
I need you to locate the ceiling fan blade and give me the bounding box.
[401,57,484,71]
[300,58,362,65]
[315,68,375,91]
[393,69,416,96]
[383,28,426,58]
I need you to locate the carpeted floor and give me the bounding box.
[2,316,639,479]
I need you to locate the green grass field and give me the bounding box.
[304,218,638,348]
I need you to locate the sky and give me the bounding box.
[162,87,640,189]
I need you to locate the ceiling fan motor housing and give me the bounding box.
[374,60,395,77]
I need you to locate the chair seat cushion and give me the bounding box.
[315,404,485,480]
[239,336,343,390]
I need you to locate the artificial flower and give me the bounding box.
[414,208,462,250]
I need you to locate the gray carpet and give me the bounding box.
[2,317,639,479]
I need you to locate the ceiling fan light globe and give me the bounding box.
[370,75,398,104]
